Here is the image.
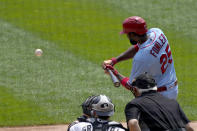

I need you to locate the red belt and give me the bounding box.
[157,80,178,92]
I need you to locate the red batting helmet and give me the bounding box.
[120,16,148,35]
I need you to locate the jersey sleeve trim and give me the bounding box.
[140,31,156,49]
[134,44,139,52]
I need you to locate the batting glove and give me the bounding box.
[111,57,118,66]
[105,65,119,76]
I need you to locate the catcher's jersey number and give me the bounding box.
[82,125,92,131]
[81,125,125,131]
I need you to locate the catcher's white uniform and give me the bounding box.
[68,118,126,131]
[69,122,93,131]
[129,28,178,99]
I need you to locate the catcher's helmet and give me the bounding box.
[120,16,148,35]
[81,95,114,117]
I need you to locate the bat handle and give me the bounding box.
[107,69,120,87]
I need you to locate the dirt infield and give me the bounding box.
[0,125,68,131]
[0,122,196,131]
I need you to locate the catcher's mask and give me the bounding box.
[81,95,114,117]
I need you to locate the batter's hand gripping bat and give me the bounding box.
[106,69,120,87]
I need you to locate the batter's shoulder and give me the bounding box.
[149,28,163,32]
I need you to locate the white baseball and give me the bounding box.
[35,49,43,56]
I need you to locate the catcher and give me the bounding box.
[67,94,127,131]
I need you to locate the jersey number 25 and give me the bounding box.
[160,43,173,74]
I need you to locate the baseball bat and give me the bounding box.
[107,69,120,87]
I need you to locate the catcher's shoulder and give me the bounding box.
[67,120,79,131]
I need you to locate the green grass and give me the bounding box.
[0,0,196,126]
[0,86,47,126]
[0,20,131,126]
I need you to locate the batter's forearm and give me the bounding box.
[116,46,137,62]
[105,65,132,90]
[115,73,132,90]
[115,73,125,81]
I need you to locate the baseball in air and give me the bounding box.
[35,49,43,56]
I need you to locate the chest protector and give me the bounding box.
[85,118,126,131]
